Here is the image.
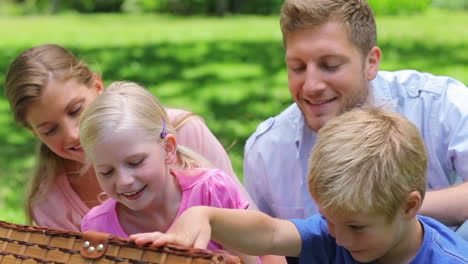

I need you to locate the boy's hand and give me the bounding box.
[129,206,212,249]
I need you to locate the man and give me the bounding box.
[244,0,468,235]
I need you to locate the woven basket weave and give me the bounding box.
[0,221,242,264]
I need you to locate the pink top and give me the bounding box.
[81,168,249,250]
[31,108,249,231]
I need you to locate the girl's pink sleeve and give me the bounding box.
[167,109,257,209]
[201,169,250,210]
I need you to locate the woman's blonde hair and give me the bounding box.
[308,107,427,220]
[80,81,211,170]
[280,0,376,57]
[4,44,96,223]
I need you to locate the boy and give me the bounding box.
[131,108,468,263]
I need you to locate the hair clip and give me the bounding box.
[160,119,167,138]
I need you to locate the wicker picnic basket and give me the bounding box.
[0,220,242,264]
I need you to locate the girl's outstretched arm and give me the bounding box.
[130,206,302,257]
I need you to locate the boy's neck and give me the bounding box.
[378,218,423,264]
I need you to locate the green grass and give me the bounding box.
[0,8,467,225]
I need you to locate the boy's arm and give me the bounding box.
[130,206,302,257]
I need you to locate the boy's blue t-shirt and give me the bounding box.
[290,215,468,264]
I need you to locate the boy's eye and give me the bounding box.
[100,168,114,176]
[349,225,365,231]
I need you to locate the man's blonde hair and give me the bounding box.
[308,107,427,219]
[80,81,211,170]
[280,0,376,56]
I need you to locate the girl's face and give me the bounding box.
[25,77,103,164]
[89,127,179,212]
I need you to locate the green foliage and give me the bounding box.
[368,0,431,16]
[122,0,163,13]
[62,0,124,13]
[433,0,468,9]
[0,9,467,225]
[240,0,283,15]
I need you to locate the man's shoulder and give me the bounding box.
[374,70,466,97]
[245,103,301,148]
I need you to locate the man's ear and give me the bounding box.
[92,73,105,94]
[402,191,422,220]
[366,46,381,81]
[163,134,178,164]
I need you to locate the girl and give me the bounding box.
[79,81,258,264]
[4,44,254,231]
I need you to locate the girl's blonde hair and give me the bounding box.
[79,81,211,170]
[4,44,96,223]
[308,107,427,220]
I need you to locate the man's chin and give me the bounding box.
[305,115,336,132]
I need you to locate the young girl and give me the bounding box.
[79,81,258,264]
[4,44,255,231]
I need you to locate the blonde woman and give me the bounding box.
[4,44,255,231]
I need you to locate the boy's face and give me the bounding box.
[285,21,380,132]
[320,207,411,263]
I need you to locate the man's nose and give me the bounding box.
[303,65,327,94]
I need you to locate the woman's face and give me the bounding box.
[25,77,103,164]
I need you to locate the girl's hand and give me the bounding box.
[129,206,212,249]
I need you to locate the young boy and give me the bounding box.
[131,107,468,263]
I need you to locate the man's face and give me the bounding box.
[285,21,380,131]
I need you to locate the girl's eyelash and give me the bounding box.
[70,104,82,115]
[129,158,144,166]
[101,169,114,176]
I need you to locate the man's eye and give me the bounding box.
[321,63,340,71]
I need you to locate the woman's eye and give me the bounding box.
[100,169,114,176]
[44,127,57,136]
[291,65,306,73]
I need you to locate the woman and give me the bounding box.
[4,43,256,231]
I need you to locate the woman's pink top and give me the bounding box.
[31,108,248,231]
[81,168,249,250]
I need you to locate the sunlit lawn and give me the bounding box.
[0,8,467,224]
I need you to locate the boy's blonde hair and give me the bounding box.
[4,44,96,223]
[280,0,376,56]
[308,107,427,219]
[80,81,211,170]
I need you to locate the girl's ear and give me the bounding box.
[402,191,422,220]
[164,134,178,164]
